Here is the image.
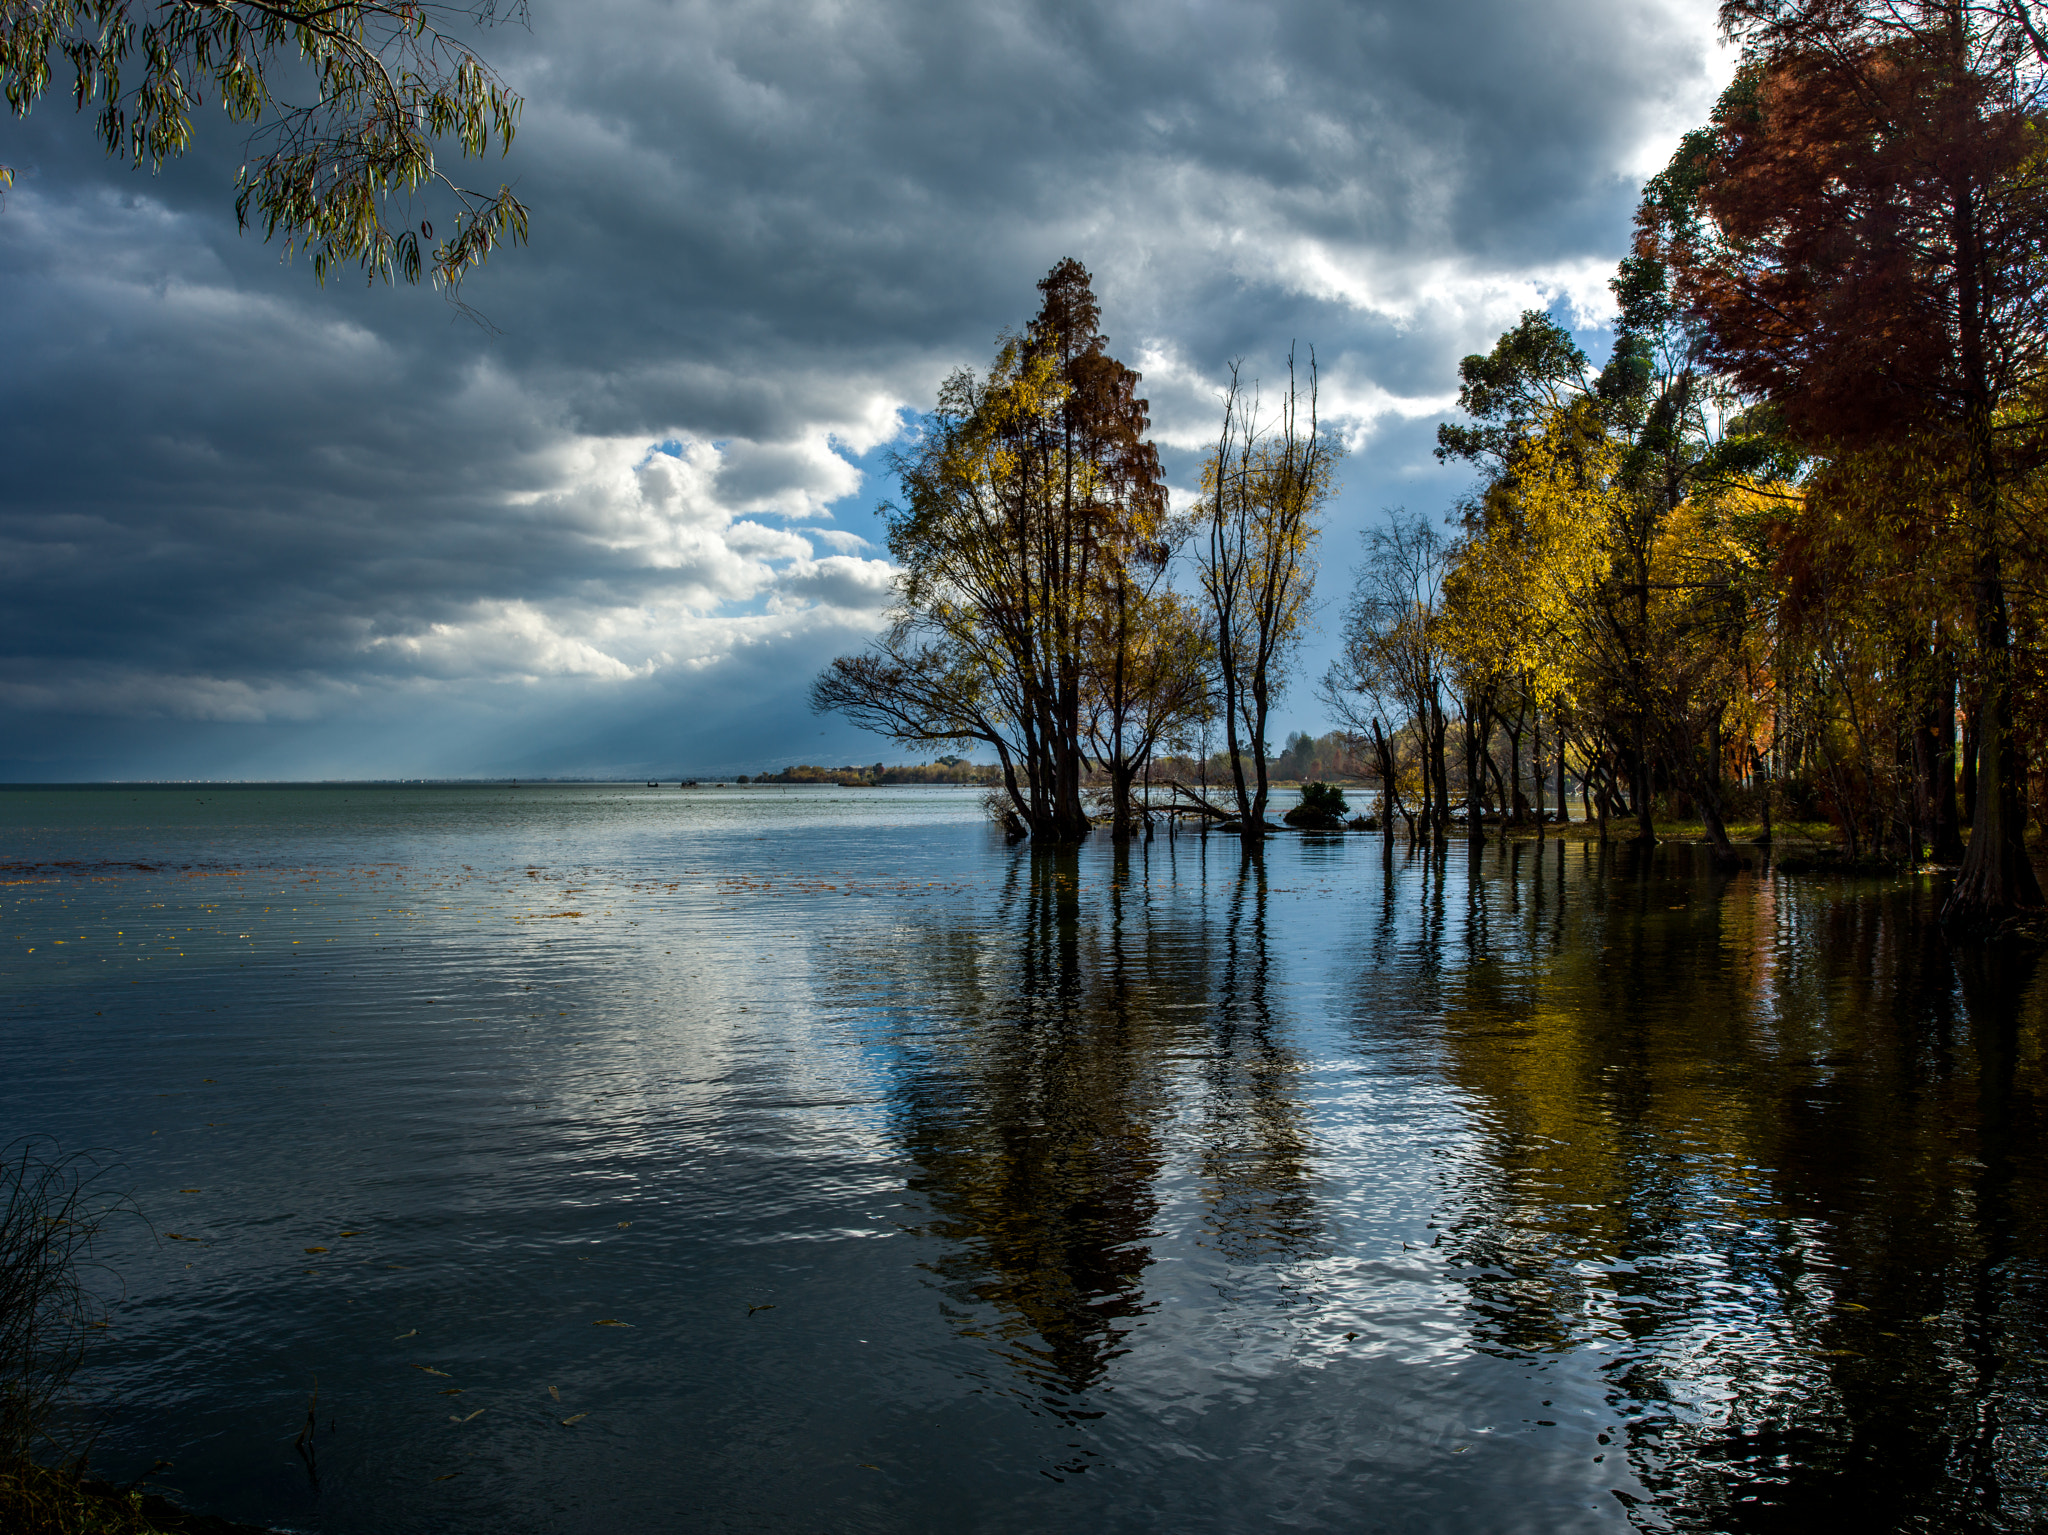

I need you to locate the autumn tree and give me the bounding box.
[1084,576,1212,840]
[813,260,1171,844]
[1646,0,2048,918]
[1197,351,1340,833]
[0,1,527,290]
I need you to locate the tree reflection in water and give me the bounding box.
[864,838,1320,1432]
[814,825,2047,1528]
[1396,839,2048,1532]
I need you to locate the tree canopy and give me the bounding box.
[0,0,528,290]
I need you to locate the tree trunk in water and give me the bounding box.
[1110,762,1136,841]
[1413,714,1432,839]
[1946,474,2043,922]
[1633,721,1656,845]
[1961,704,1979,828]
[1464,704,1485,844]
[1506,706,1525,826]
[1436,707,1452,844]
[1927,654,1963,862]
[1694,780,1745,869]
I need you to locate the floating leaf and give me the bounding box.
[548,1386,559,1401]
[439,1388,463,1396]
[338,1231,361,1238]
[560,1413,587,1425]
[592,1318,631,1327]
[1839,1302,1869,1312]
[412,1365,451,1377]
[616,1221,631,1229]
[304,1247,328,1255]
[178,1188,200,1194]
[433,1472,460,1482]
[394,1329,417,1341]
[166,1233,203,1243]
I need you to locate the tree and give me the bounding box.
[0,1,527,291]
[1322,511,1456,839]
[813,259,1171,844]
[1197,350,1339,833]
[1084,579,1212,841]
[1647,0,2048,917]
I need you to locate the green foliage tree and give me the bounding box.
[0,0,527,290]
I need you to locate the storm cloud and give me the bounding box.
[0,0,1728,779]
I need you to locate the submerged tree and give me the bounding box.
[1322,511,1456,839]
[1197,351,1340,833]
[812,259,1172,843]
[0,0,528,291]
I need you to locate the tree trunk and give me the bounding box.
[1633,719,1656,845]
[1556,731,1569,826]
[1962,702,1979,828]
[1694,778,1745,868]
[1371,718,1405,841]
[1464,701,1485,844]
[1110,761,1136,841]
[1505,701,1526,825]
[1946,444,2043,921]
[1247,677,1273,834]
[1432,700,1452,844]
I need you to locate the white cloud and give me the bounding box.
[771,555,900,614]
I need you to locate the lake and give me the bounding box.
[2,782,2044,1533]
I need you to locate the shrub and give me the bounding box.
[0,1144,182,1535]
[2,1143,131,1463]
[1296,782,1349,817]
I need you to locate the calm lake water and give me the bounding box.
[3,783,2045,1533]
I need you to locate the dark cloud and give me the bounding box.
[0,0,1725,778]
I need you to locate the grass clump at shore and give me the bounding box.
[0,1459,185,1535]
[0,1143,230,1535]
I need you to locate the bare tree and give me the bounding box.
[1321,512,1456,839]
[1196,349,1339,833]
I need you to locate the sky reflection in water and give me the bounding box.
[2,783,2044,1533]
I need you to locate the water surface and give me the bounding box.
[3,783,2044,1533]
